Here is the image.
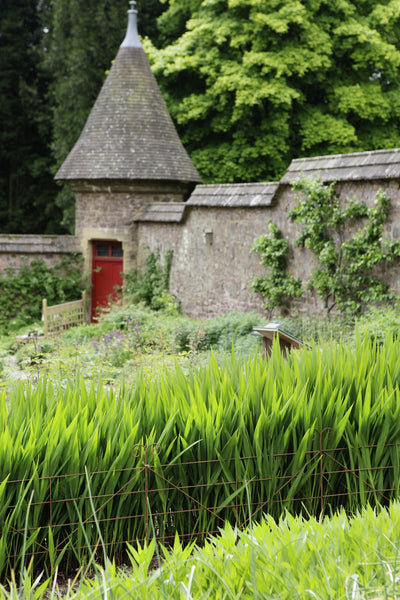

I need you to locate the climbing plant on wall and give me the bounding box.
[289,178,400,315]
[123,247,178,312]
[250,221,302,317]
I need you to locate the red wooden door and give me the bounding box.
[91,241,123,321]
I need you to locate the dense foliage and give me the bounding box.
[2,334,400,577]
[3,0,400,230]
[2,503,400,598]
[0,0,62,233]
[28,504,400,599]
[290,178,400,314]
[148,0,400,183]
[0,256,87,332]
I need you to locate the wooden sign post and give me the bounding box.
[253,322,310,358]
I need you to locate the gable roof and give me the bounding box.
[55,7,201,184]
[281,148,400,184]
[187,182,279,207]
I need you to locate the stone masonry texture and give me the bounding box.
[3,153,400,319]
[138,178,400,317]
[0,235,80,274]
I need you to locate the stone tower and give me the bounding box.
[55,1,201,315]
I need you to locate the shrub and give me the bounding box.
[89,302,262,354]
[0,255,88,333]
[123,248,178,312]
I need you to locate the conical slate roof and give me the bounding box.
[55,3,201,183]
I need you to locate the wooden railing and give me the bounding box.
[42,292,87,337]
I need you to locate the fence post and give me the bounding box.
[82,291,87,324]
[42,299,48,337]
[314,427,332,518]
[132,443,161,543]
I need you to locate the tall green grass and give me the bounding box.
[2,502,400,599]
[1,332,400,578]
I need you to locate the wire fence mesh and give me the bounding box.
[2,430,400,572]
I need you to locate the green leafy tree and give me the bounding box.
[147,0,400,183]
[289,178,400,315]
[0,0,63,233]
[250,221,302,317]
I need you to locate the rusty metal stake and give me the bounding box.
[132,443,160,542]
[314,427,332,518]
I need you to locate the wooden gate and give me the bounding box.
[91,241,123,321]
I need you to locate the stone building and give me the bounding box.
[2,3,400,319]
[54,1,201,318]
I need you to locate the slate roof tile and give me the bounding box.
[186,182,279,207]
[135,203,186,223]
[56,44,201,183]
[281,148,400,183]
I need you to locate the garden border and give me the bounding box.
[2,431,399,574]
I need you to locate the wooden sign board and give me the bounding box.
[253,322,310,357]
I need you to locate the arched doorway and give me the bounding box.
[91,241,123,321]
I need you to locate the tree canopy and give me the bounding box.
[0,0,166,233]
[0,0,62,233]
[2,0,400,231]
[148,0,400,183]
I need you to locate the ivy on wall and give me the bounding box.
[251,178,400,317]
[290,178,400,315]
[250,220,302,318]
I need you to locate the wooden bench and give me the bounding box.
[42,292,87,337]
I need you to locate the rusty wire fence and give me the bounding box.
[2,431,400,575]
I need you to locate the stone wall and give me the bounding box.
[138,179,400,318]
[72,179,192,275]
[0,235,80,274]
[3,177,400,320]
[138,193,314,318]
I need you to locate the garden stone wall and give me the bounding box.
[4,150,400,320]
[0,235,81,274]
[138,178,400,318]
[138,191,316,318]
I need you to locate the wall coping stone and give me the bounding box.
[0,235,80,254]
[186,182,279,207]
[281,148,400,184]
[135,202,186,223]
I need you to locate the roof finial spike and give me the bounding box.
[121,0,141,48]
